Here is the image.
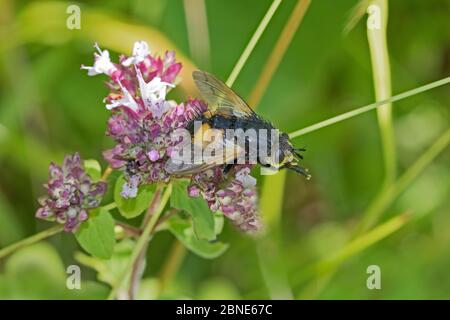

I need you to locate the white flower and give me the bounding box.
[151,100,176,119]
[120,175,139,198]
[81,43,117,76]
[136,68,175,116]
[122,41,151,67]
[236,168,256,188]
[105,82,139,112]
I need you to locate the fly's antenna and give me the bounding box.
[291,165,311,180]
[293,151,304,159]
[293,147,306,159]
[281,162,311,180]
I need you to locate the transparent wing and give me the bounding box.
[192,70,255,117]
[165,138,244,176]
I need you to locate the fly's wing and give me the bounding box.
[165,134,244,176]
[192,70,256,118]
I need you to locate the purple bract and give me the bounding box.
[36,153,107,232]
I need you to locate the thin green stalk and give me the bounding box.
[288,76,450,139]
[183,0,210,69]
[355,127,450,234]
[248,0,311,107]
[260,171,287,228]
[344,0,371,34]
[257,171,293,299]
[108,184,173,300]
[101,166,113,181]
[322,212,409,277]
[297,212,411,299]
[226,0,283,87]
[128,188,162,299]
[0,225,63,260]
[102,202,117,211]
[253,0,311,300]
[367,0,396,185]
[295,127,450,298]
[157,240,187,296]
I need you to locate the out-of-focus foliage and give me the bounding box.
[0,0,449,299]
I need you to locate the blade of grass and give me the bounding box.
[183,0,211,69]
[343,0,371,34]
[254,0,311,299]
[367,0,396,186]
[296,212,411,299]
[260,171,287,228]
[295,126,450,298]
[288,76,450,139]
[226,0,283,87]
[0,225,63,260]
[257,171,293,299]
[247,0,311,107]
[157,240,187,296]
[355,127,450,234]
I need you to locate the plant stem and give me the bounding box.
[355,127,450,234]
[248,0,311,107]
[226,0,283,87]
[157,240,187,296]
[252,0,311,300]
[0,225,63,260]
[183,0,210,69]
[344,0,371,34]
[322,212,409,278]
[257,171,293,300]
[107,183,173,300]
[128,188,162,299]
[288,76,450,139]
[101,166,113,181]
[367,0,396,186]
[294,127,450,298]
[102,202,117,211]
[296,211,411,298]
[115,221,141,238]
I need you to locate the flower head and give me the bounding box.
[84,41,205,197]
[103,98,206,198]
[84,41,261,233]
[122,41,151,67]
[36,153,107,232]
[81,43,119,77]
[188,165,261,233]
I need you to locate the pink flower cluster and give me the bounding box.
[188,166,261,232]
[36,153,107,232]
[82,42,206,198]
[82,41,261,232]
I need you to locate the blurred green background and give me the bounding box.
[0,0,449,299]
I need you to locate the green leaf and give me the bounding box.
[167,215,228,259]
[136,278,160,300]
[114,174,156,219]
[214,212,225,235]
[171,180,215,241]
[75,208,115,259]
[84,159,102,181]
[75,239,136,289]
